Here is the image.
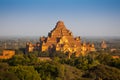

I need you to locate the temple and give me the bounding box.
[26,21,96,57]
[101,40,107,50]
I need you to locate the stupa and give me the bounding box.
[101,40,107,50]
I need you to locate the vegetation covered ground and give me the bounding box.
[0,50,120,80]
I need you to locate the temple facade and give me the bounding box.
[26,21,96,57]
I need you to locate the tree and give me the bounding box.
[35,62,58,80]
[96,53,113,65]
[110,58,120,69]
[9,65,41,80]
[83,64,120,80]
[8,53,39,66]
[8,54,26,66]
[0,63,19,80]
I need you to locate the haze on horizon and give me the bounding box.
[0,0,120,37]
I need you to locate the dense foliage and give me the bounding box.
[0,50,120,80]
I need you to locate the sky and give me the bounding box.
[0,0,120,37]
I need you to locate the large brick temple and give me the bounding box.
[26,21,96,57]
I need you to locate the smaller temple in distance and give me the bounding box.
[26,21,96,57]
[0,50,15,59]
[101,40,107,50]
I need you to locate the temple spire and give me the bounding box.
[55,20,66,29]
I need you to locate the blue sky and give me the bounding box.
[0,0,120,37]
